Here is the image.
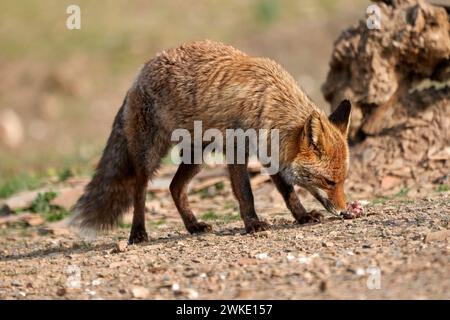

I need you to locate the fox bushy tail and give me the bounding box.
[71,97,136,232]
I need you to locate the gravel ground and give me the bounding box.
[0,192,449,300]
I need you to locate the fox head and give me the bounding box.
[284,100,352,215]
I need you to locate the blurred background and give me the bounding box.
[0,0,370,197]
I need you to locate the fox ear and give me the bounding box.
[329,99,351,135]
[302,112,323,149]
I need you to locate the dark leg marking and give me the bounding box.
[228,164,269,233]
[170,163,212,234]
[129,172,149,244]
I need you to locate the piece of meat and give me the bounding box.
[340,201,364,219]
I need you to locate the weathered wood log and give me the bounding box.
[322,0,450,196]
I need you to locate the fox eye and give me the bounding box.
[324,178,336,187]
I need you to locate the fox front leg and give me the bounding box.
[170,163,212,234]
[228,164,269,233]
[270,173,323,224]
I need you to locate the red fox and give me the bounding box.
[72,40,351,244]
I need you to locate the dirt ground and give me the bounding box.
[1,0,448,301]
[1,174,449,300]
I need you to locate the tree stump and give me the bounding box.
[322,0,450,197]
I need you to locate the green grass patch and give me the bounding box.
[394,188,410,198]
[149,218,167,227]
[56,168,74,182]
[45,167,74,183]
[223,201,236,210]
[146,191,156,201]
[222,213,241,223]
[371,197,389,205]
[29,191,70,222]
[200,210,240,223]
[41,210,70,222]
[119,222,132,229]
[199,188,210,199]
[0,173,45,199]
[215,181,225,191]
[30,191,58,213]
[198,182,226,199]
[201,210,219,221]
[0,162,86,199]
[372,189,411,205]
[436,184,449,192]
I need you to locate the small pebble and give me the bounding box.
[131,286,149,299]
[113,241,128,253]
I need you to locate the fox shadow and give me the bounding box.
[1,215,343,262]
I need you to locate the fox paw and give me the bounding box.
[296,210,324,224]
[128,229,149,244]
[187,221,212,234]
[245,220,270,233]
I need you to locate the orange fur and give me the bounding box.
[72,40,352,242]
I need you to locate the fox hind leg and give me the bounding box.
[129,171,149,244]
[128,141,171,243]
[125,89,171,243]
[128,148,170,243]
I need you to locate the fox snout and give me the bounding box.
[308,184,347,215]
[327,184,347,212]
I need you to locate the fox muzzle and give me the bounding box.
[307,187,341,216]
